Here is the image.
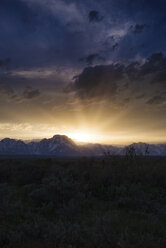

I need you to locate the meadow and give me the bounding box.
[0,156,165,248]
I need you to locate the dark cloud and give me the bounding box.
[0,0,165,70]
[0,0,166,140]
[152,71,166,84]
[0,58,11,67]
[0,82,17,100]
[22,87,41,100]
[89,10,104,22]
[67,53,166,103]
[146,96,165,105]
[112,43,119,51]
[0,83,40,102]
[80,53,105,65]
[131,24,148,34]
[136,94,146,99]
[125,62,140,78]
[121,52,166,84]
[141,53,166,75]
[71,64,125,99]
[139,53,166,85]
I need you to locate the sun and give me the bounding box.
[68,132,92,143]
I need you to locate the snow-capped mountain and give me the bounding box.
[0,135,80,156]
[0,138,29,155]
[28,135,80,156]
[0,135,166,156]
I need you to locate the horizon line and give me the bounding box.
[0,134,166,146]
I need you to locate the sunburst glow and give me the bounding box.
[68,132,92,143]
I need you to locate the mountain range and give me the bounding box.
[0,135,166,156]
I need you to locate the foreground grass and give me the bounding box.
[0,157,165,247]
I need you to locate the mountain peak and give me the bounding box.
[1,138,25,144]
[52,134,69,140]
[51,134,76,145]
[2,138,15,142]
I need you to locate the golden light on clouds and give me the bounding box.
[0,120,166,145]
[1,89,166,145]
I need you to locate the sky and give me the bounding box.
[0,0,166,144]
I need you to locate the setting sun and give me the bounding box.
[68,132,93,143]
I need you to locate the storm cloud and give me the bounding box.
[146,95,165,106]
[0,0,166,142]
[0,83,40,102]
[80,54,105,65]
[0,82,17,100]
[88,10,104,22]
[131,24,148,34]
[71,64,125,99]
[69,53,166,105]
[22,87,41,100]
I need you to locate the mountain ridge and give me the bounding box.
[0,135,166,156]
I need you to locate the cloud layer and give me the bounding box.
[0,0,166,142]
